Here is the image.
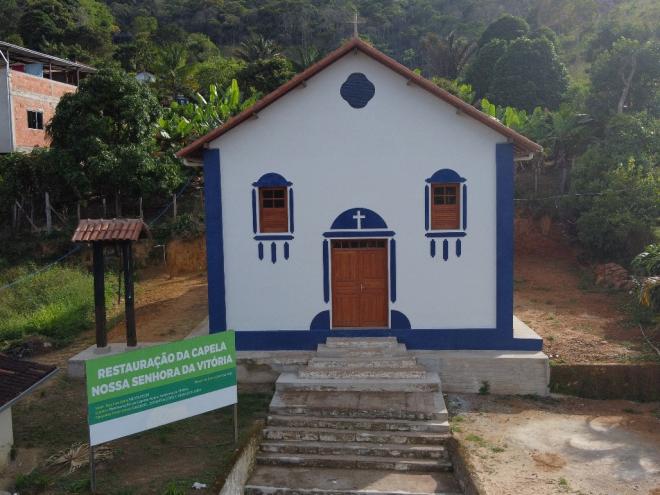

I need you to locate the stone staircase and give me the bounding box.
[245,337,462,495]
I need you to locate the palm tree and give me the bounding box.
[234,34,280,62]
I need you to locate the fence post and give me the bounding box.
[139,197,143,219]
[102,198,107,218]
[45,192,52,234]
[172,194,177,220]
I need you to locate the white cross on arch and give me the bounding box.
[353,210,366,229]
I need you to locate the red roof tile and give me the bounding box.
[0,354,57,411]
[71,218,147,243]
[177,38,542,161]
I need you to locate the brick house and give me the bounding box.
[0,41,95,153]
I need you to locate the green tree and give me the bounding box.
[47,68,183,202]
[488,37,568,111]
[477,14,529,47]
[235,34,280,62]
[588,38,660,118]
[463,39,508,98]
[237,55,294,95]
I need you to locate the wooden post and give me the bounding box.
[172,194,177,220]
[122,242,137,347]
[92,243,107,348]
[102,198,107,218]
[45,192,52,233]
[89,444,96,493]
[139,197,143,219]
[233,403,239,444]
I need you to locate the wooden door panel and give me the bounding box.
[332,243,388,328]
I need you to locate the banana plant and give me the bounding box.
[158,80,257,150]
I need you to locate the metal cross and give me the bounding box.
[349,10,364,38]
[353,210,366,229]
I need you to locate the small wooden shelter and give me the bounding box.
[72,219,148,349]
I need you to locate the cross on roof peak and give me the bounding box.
[349,9,364,38]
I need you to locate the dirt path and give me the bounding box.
[514,253,652,364]
[450,394,660,495]
[35,267,208,368]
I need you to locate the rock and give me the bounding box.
[594,263,634,290]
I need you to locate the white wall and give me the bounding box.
[0,68,12,153]
[0,408,13,468]
[211,52,505,331]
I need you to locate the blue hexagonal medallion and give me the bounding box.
[340,72,375,109]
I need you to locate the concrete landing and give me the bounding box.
[246,466,462,495]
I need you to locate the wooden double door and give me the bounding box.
[331,239,389,328]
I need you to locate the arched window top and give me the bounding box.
[252,172,293,188]
[330,207,388,230]
[425,168,466,184]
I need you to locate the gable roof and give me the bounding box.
[0,354,57,413]
[177,38,542,161]
[72,218,148,243]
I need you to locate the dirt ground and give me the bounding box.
[514,253,655,364]
[449,393,660,495]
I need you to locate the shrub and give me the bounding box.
[14,471,49,494]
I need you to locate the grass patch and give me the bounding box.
[0,264,117,350]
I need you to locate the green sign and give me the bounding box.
[86,332,236,445]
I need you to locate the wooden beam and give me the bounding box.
[122,242,137,347]
[92,243,107,348]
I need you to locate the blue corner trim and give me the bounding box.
[430,239,436,257]
[310,310,330,330]
[389,239,396,303]
[462,184,467,230]
[390,310,411,329]
[322,240,329,303]
[456,239,462,257]
[258,242,264,260]
[284,242,290,260]
[330,208,388,230]
[289,189,294,233]
[252,172,292,187]
[203,149,226,333]
[425,168,466,184]
[324,230,395,238]
[254,234,294,241]
[234,328,542,351]
[425,232,466,238]
[442,239,449,261]
[424,185,429,231]
[271,242,277,263]
[340,72,375,109]
[496,143,514,336]
[251,189,257,233]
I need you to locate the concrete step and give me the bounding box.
[324,337,400,349]
[276,372,441,393]
[267,415,448,433]
[316,344,408,357]
[260,441,448,460]
[270,391,448,421]
[299,367,427,379]
[245,465,462,495]
[256,452,453,472]
[307,356,419,368]
[263,426,451,444]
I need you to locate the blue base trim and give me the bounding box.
[324,230,395,238]
[310,310,330,330]
[425,232,466,238]
[234,329,542,351]
[390,310,411,329]
[254,234,294,241]
[203,149,227,333]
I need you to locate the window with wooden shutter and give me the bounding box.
[259,187,288,232]
[431,183,460,230]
